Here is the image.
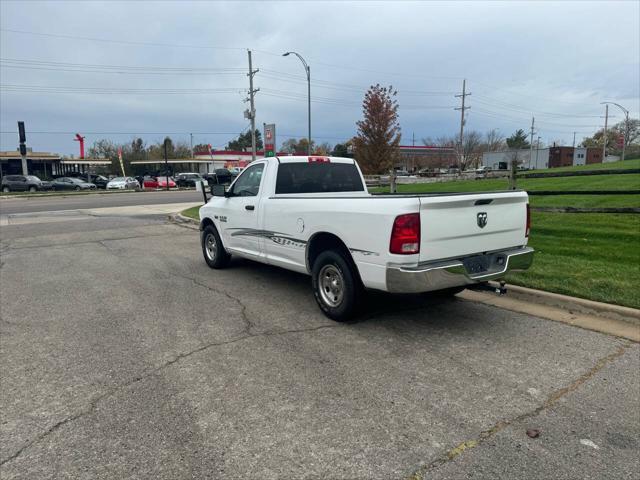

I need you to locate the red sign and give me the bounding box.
[617,135,625,149]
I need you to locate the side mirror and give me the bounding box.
[211,184,227,197]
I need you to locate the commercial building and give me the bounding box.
[395,145,457,172]
[482,146,604,170]
[0,150,110,178]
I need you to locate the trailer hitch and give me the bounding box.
[470,280,507,295]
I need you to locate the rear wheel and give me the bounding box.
[202,225,230,269]
[312,250,361,322]
[2,186,10,193]
[28,186,37,193]
[75,186,81,191]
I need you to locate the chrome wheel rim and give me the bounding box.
[205,233,217,261]
[318,264,344,308]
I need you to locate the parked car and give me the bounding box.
[175,172,204,188]
[203,169,232,185]
[418,168,437,177]
[1,175,52,193]
[141,176,156,189]
[106,176,140,190]
[156,176,176,189]
[475,166,490,179]
[51,177,96,191]
[229,167,244,177]
[86,174,110,189]
[199,156,534,321]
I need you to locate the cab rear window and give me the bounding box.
[275,162,364,194]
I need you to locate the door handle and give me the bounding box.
[245,205,255,211]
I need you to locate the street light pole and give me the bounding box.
[283,51,311,155]
[601,103,608,162]
[601,102,630,162]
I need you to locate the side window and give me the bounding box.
[230,163,264,197]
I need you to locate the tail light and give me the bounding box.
[525,203,531,237]
[390,213,421,254]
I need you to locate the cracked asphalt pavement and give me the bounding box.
[1,209,638,479]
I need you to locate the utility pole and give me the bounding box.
[18,121,28,175]
[572,131,576,148]
[602,103,608,162]
[246,50,259,161]
[190,133,193,158]
[535,136,541,168]
[454,79,471,168]
[529,117,536,169]
[163,138,170,191]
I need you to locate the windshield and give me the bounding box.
[111,177,126,182]
[26,175,41,181]
[69,178,85,183]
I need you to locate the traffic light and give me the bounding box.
[18,121,26,143]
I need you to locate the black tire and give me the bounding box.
[311,249,361,322]
[201,225,230,269]
[28,186,37,193]
[75,186,81,191]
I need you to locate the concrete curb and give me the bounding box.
[169,213,199,228]
[491,282,640,325]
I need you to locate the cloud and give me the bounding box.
[1,0,638,154]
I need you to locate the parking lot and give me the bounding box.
[1,207,638,479]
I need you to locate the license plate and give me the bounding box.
[463,255,490,274]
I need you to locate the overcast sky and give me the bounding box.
[1,0,638,155]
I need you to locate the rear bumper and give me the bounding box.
[385,246,534,293]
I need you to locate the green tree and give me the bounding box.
[313,142,332,155]
[193,143,211,154]
[332,142,350,157]
[580,119,639,156]
[506,129,530,149]
[281,138,314,154]
[226,130,263,151]
[88,139,120,173]
[353,84,401,174]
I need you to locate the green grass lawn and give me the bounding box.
[530,194,640,209]
[372,173,640,194]
[507,212,640,309]
[181,206,200,220]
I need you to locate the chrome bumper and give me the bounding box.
[386,246,534,294]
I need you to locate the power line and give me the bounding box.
[1,84,245,95]
[0,131,243,135]
[0,28,245,51]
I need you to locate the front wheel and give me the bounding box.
[75,186,81,191]
[312,250,361,322]
[28,186,37,193]
[2,186,10,193]
[202,225,230,269]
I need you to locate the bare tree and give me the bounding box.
[484,129,505,152]
[460,130,483,170]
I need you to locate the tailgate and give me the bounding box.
[418,191,528,262]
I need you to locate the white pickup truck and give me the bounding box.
[199,156,533,321]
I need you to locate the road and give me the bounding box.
[0,190,202,215]
[0,209,638,479]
